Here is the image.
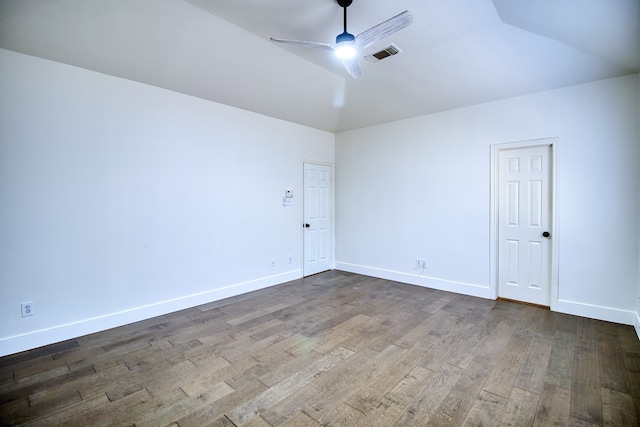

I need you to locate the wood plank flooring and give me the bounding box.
[1,271,639,426]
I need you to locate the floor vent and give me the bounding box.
[365,44,402,63]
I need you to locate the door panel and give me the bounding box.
[498,145,551,306]
[506,239,519,285]
[303,163,331,276]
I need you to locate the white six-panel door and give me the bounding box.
[303,163,331,276]
[498,145,552,306]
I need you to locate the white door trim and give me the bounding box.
[489,138,559,311]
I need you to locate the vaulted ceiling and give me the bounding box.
[1,0,638,132]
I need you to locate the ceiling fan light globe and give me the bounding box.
[335,32,356,59]
[335,43,356,59]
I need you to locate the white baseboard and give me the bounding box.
[554,299,635,326]
[335,262,493,299]
[336,262,638,331]
[0,270,301,357]
[4,268,636,357]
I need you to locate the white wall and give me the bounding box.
[636,78,640,339]
[0,49,335,357]
[336,74,640,325]
[1,48,637,357]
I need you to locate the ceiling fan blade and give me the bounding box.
[355,10,413,49]
[341,57,363,79]
[270,38,334,51]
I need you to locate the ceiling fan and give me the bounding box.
[270,0,413,79]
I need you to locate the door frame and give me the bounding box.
[489,138,559,310]
[301,161,335,277]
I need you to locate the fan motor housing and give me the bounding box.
[337,0,353,8]
[336,31,355,44]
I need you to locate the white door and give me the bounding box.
[498,145,552,306]
[303,163,332,276]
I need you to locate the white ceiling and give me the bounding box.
[1,0,638,133]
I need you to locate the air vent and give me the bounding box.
[364,44,402,63]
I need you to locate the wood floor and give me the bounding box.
[1,271,639,426]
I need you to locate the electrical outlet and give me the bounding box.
[271,258,275,267]
[420,259,427,268]
[288,255,293,264]
[416,258,421,268]
[21,302,34,317]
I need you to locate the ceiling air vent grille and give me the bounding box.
[365,44,402,63]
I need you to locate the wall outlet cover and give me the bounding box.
[21,302,34,317]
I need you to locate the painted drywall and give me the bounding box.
[0,0,347,133]
[336,74,640,325]
[0,49,335,357]
[637,78,640,339]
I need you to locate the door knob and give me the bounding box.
[542,231,551,238]
[304,224,310,228]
